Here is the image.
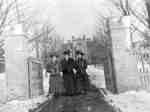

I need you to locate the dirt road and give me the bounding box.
[48,91,116,112]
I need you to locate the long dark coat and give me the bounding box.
[75,58,89,92]
[60,58,77,95]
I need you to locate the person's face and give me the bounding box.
[64,54,69,59]
[81,55,84,59]
[69,53,73,58]
[52,56,57,62]
[77,54,82,59]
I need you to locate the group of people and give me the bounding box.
[46,49,89,97]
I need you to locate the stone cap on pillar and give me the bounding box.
[2,23,29,39]
[12,24,24,35]
[109,16,131,30]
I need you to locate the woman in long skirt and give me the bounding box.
[75,50,89,95]
[46,52,65,97]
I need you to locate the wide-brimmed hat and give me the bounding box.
[49,51,59,57]
[75,50,81,55]
[76,50,84,55]
[63,49,71,55]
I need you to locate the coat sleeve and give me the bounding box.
[46,63,49,72]
[59,59,67,73]
[73,60,78,70]
[84,59,88,69]
[46,63,53,73]
[58,60,63,72]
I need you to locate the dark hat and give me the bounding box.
[75,50,81,55]
[80,52,84,55]
[76,50,84,55]
[63,49,71,55]
[49,51,59,57]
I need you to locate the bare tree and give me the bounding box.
[27,22,54,58]
[95,14,111,47]
[107,0,150,48]
[38,26,63,67]
[28,22,64,67]
[109,0,150,37]
[144,0,150,29]
[0,0,31,35]
[109,0,130,16]
[0,0,16,35]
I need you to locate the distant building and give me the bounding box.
[62,37,107,65]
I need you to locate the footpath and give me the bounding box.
[0,66,121,112]
[48,91,118,112]
[47,65,117,112]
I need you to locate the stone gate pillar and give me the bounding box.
[110,16,141,93]
[5,24,29,100]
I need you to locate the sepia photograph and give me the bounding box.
[0,0,149,112]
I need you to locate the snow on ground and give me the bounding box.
[0,73,6,104]
[87,65,106,89]
[3,65,150,112]
[0,66,106,112]
[43,69,49,95]
[108,91,150,112]
[0,70,51,112]
[0,95,49,112]
[87,65,150,112]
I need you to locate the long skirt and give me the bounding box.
[75,77,83,93]
[63,74,75,95]
[75,74,89,93]
[49,74,65,94]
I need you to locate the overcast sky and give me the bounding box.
[22,0,143,40]
[24,0,105,40]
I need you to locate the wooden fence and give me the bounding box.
[28,57,44,98]
[140,75,150,90]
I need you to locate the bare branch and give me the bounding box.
[28,26,54,43]
[109,0,130,16]
[129,7,148,28]
[0,0,16,35]
[131,24,146,36]
[144,0,150,28]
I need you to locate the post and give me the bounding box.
[5,24,29,100]
[35,40,40,58]
[109,16,142,93]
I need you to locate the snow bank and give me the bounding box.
[108,91,150,112]
[43,69,49,94]
[0,70,51,112]
[0,73,6,104]
[87,65,106,89]
[0,96,49,112]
